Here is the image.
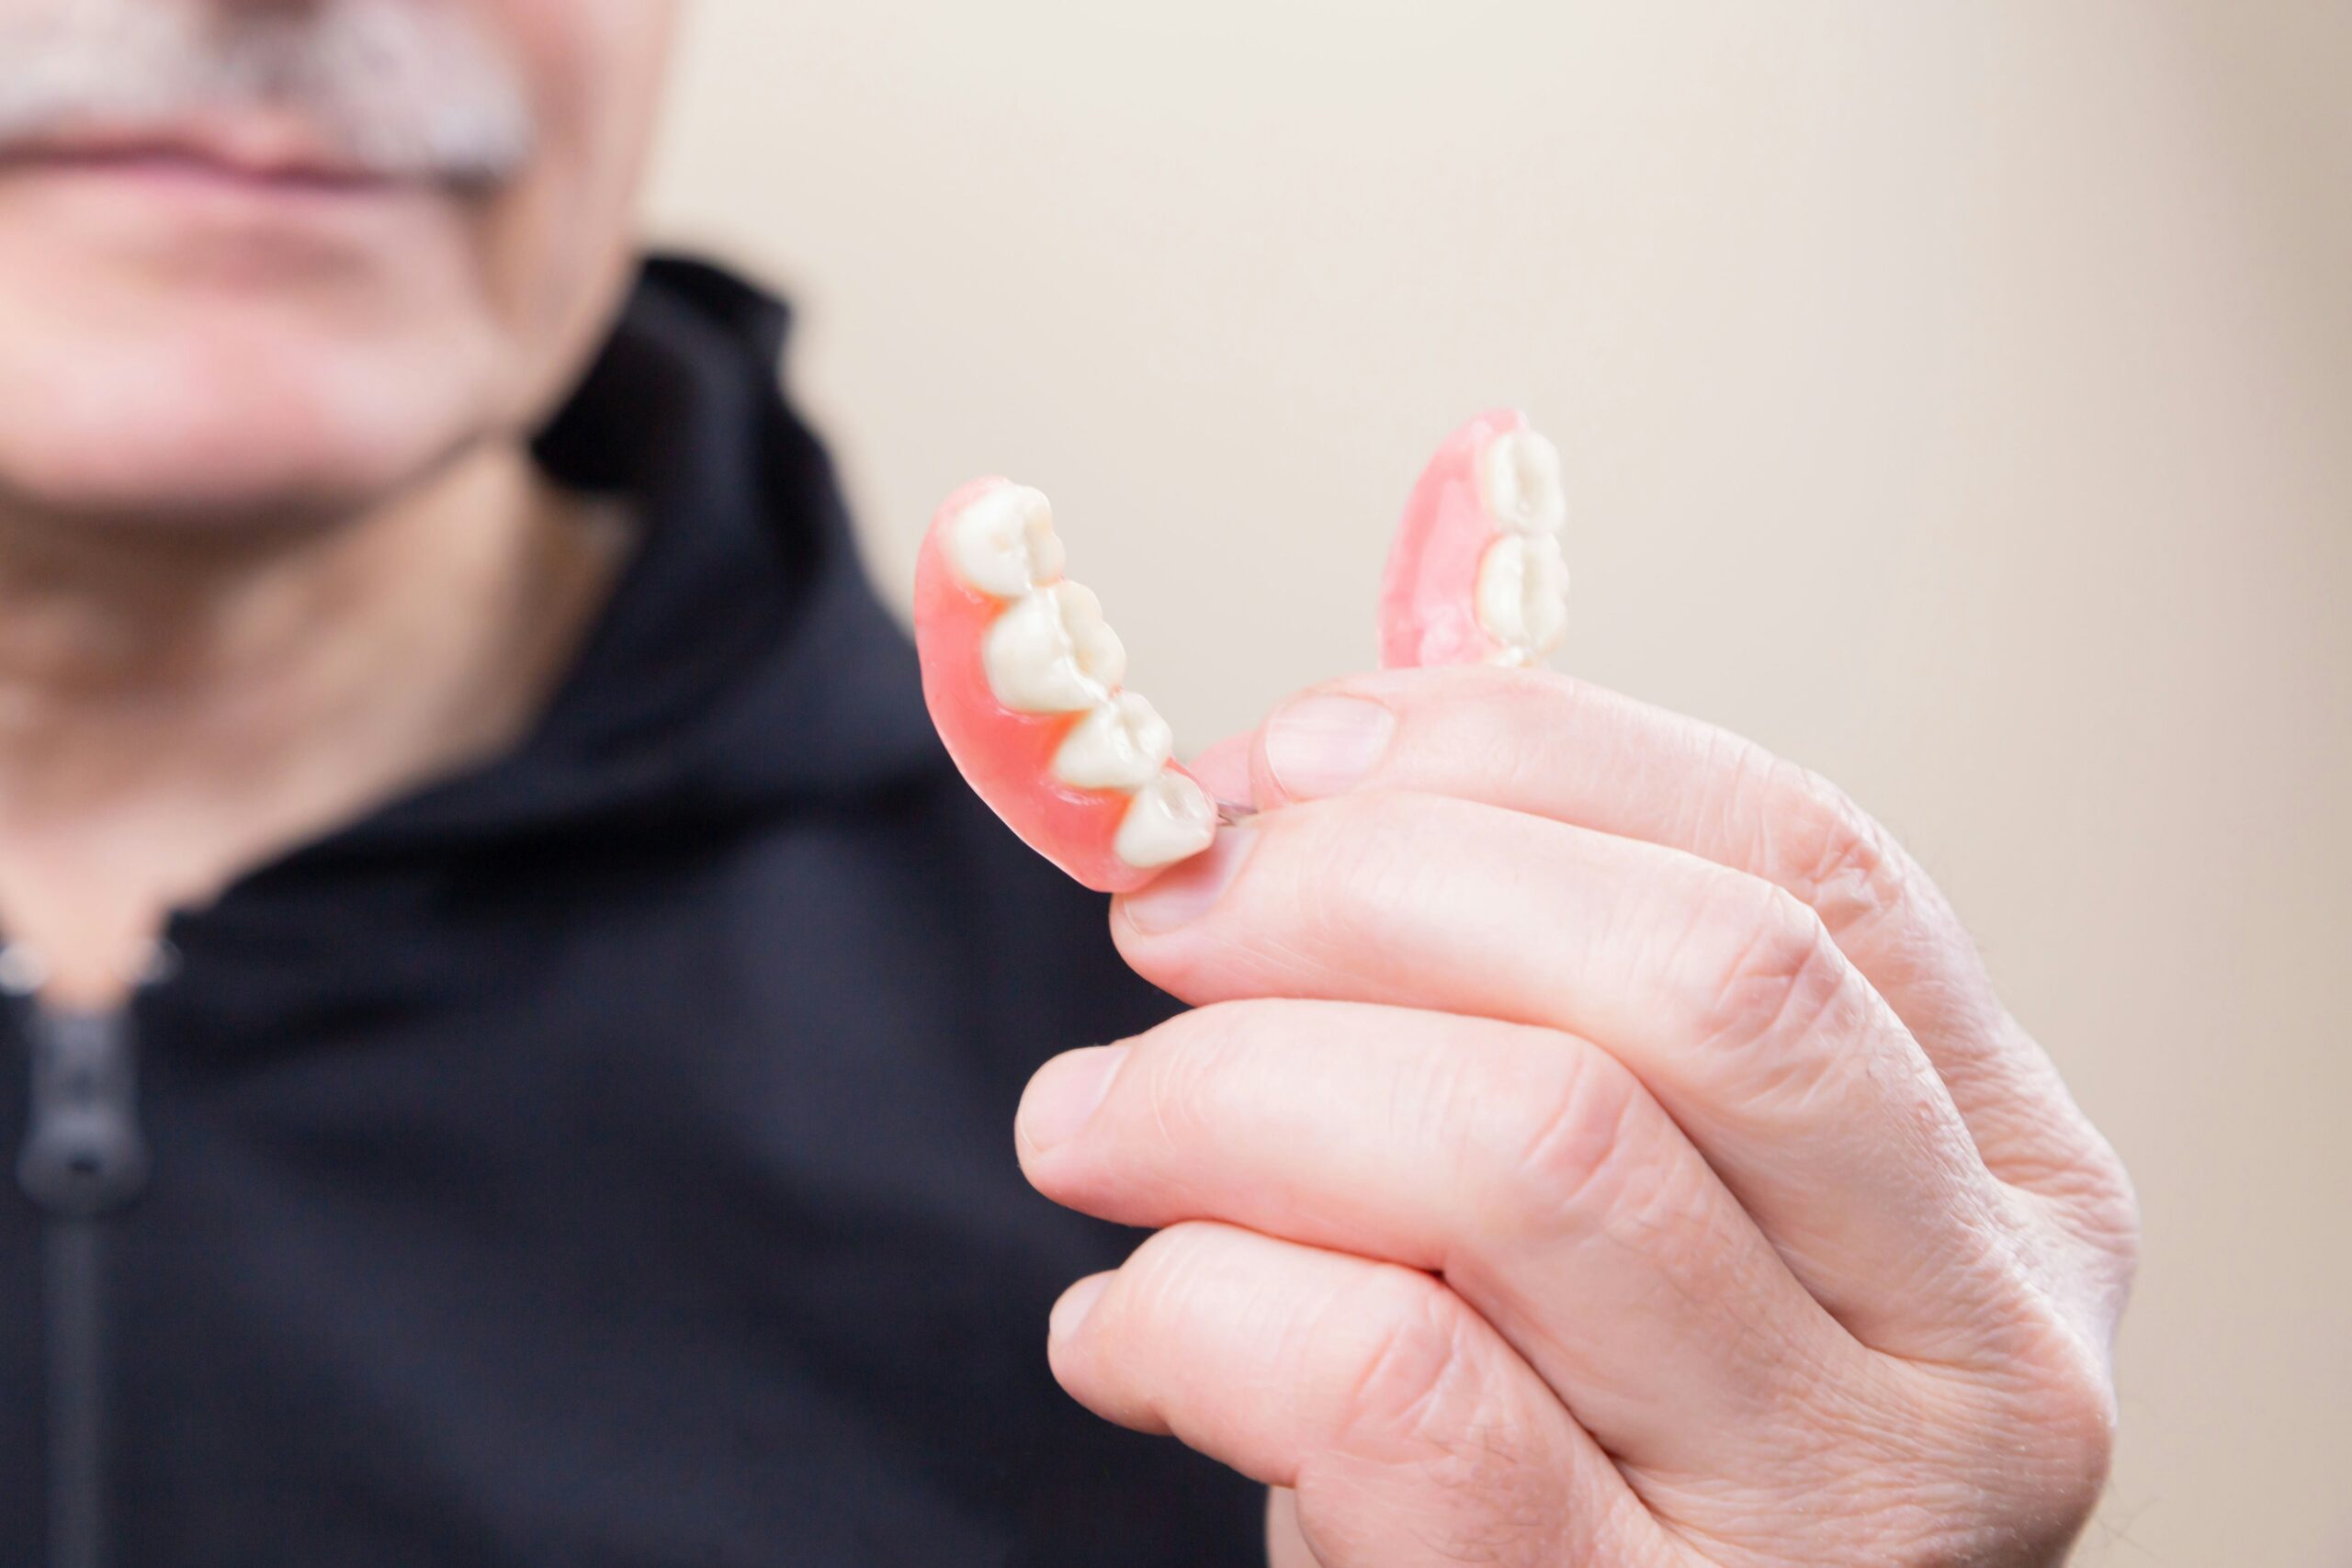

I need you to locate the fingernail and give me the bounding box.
[1049,1273,1112,1342]
[1263,694,1395,800]
[1121,825,1257,935]
[1018,1044,1128,1154]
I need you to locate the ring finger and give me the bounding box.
[1017,998,1889,1476]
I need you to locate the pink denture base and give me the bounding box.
[1377,408,1528,670]
[913,478,1193,896]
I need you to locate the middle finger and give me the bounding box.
[1112,794,2018,1363]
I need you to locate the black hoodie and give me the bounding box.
[0,259,1263,1567]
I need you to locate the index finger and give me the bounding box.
[1237,665,2104,1193]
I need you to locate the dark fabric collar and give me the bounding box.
[135,255,948,1057]
[267,254,945,868]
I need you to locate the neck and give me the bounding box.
[0,444,632,1009]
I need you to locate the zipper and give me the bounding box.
[13,985,155,1568]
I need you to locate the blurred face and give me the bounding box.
[0,0,683,528]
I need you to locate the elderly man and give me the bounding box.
[0,4,2137,1566]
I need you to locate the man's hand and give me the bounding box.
[1014,667,2138,1567]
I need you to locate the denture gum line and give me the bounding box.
[944,486,1217,871]
[1471,428,1572,666]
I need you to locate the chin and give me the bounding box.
[0,199,521,532]
[0,311,514,533]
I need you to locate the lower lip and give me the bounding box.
[5,151,419,218]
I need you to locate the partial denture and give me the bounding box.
[914,479,1219,893]
[1378,410,1571,670]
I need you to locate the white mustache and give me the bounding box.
[0,0,536,184]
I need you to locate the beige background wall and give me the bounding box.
[642,4,2351,1563]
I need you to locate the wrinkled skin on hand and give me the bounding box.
[1016,666,2137,1567]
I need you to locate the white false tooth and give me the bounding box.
[948,484,1067,598]
[1054,693,1175,792]
[983,581,1128,714]
[1476,533,1571,659]
[1114,771,1218,869]
[1481,429,1567,536]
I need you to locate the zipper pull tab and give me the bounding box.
[17,1010,151,1219]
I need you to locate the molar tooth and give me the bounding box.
[1476,534,1571,659]
[948,485,1067,598]
[1054,693,1175,792]
[983,581,1128,714]
[1481,430,1567,536]
[1114,771,1218,869]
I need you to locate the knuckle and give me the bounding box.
[1812,1348,2120,1568]
[1306,1272,1559,1566]
[2056,1129,2144,1313]
[1994,1101,2143,1324]
[1986,1324,2123,1538]
[1910,1264,2125,1541]
[1678,874,1857,1078]
[1488,1043,1645,1226]
[2041,1346,2123,1477]
[1742,749,1912,939]
[2040,1358,2123,1522]
[1328,1271,1490,1454]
